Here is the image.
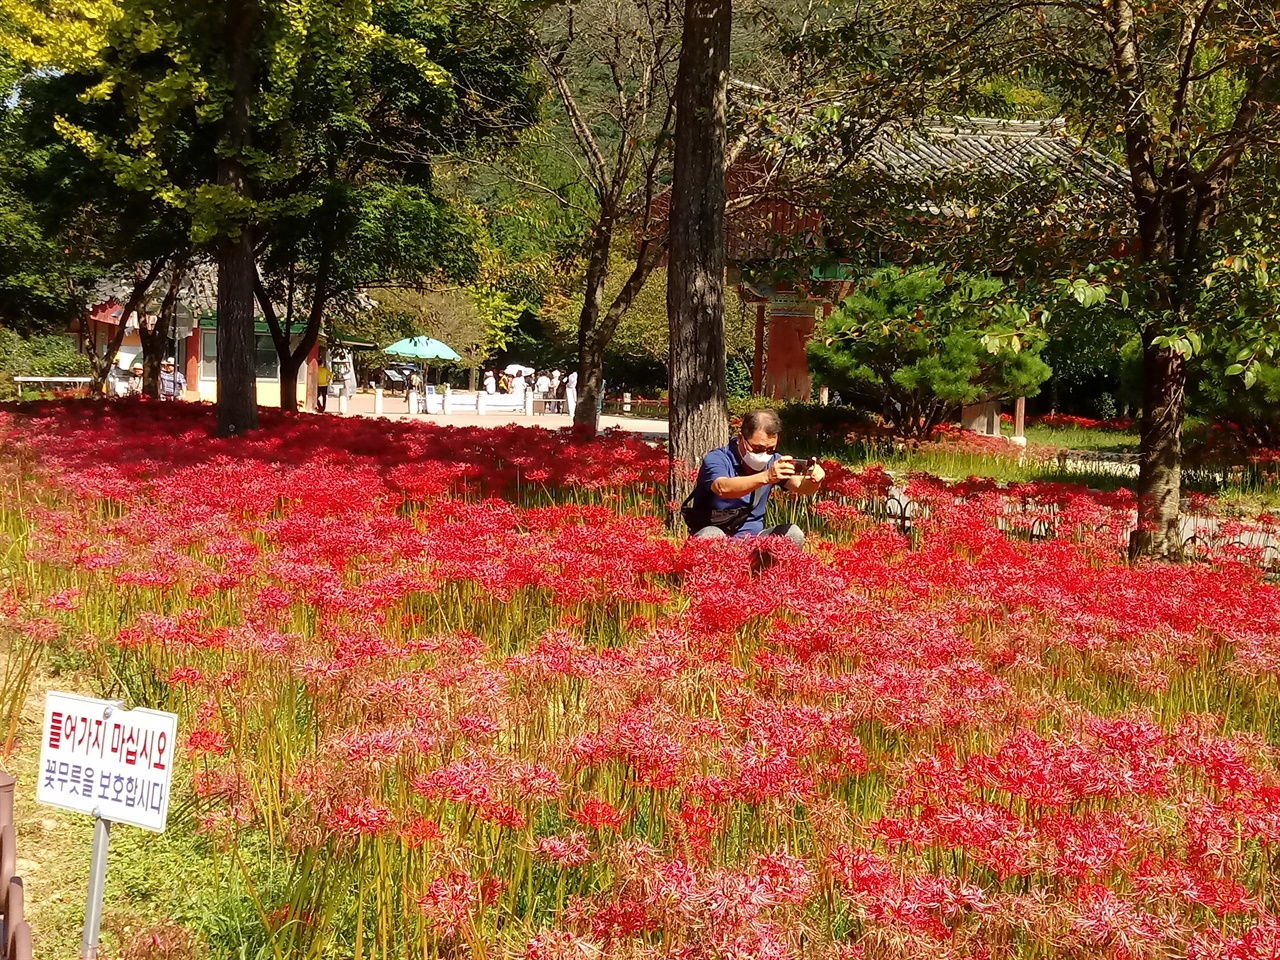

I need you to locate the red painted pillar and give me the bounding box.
[183,330,198,398]
[751,302,766,395]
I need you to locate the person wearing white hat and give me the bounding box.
[159,358,185,401]
[127,362,144,396]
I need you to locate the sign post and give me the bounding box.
[35,692,178,960]
[80,816,111,960]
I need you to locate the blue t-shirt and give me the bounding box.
[692,440,777,537]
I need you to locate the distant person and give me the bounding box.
[408,369,423,414]
[110,354,131,397]
[343,360,356,400]
[684,408,825,551]
[511,372,526,397]
[549,370,562,413]
[127,362,144,397]
[565,370,578,417]
[484,370,497,395]
[316,363,331,412]
[158,358,185,401]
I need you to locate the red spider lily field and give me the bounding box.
[4,401,1280,960]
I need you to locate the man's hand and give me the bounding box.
[767,457,797,484]
[785,459,825,494]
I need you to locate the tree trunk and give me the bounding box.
[1130,334,1187,559]
[279,354,304,412]
[573,219,613,433]
[666,0,732,516]
[215,0,260,437]
[577,335,607,430]
[576,245,668,435]
[217,224,259,433]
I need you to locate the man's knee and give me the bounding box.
[765,524,805,548]
[692,526,728,540]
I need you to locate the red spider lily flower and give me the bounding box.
[43,588,80,611]
[165,665,203,686]
[569,797,624,831]
[398,816,443,849]
[326,798,394,838]
[522,930,601,960]
[534,831,594,868]
[185,727,228,759]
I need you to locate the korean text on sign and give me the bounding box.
[36,691,179,832]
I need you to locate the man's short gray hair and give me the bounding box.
[741,408,782,438]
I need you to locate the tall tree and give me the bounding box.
[16,69,203,396]
[253,0,532,411]
[215,0,260,435]
[529,0,682,432]
[666,0,732,509]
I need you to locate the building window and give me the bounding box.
[200,331,217,380]
[255,335,279,381]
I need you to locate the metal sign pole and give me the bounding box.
[79,814,111,960]
[80,699,123,960]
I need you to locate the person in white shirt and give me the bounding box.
[565,370,578,417]
[511,373,526,396]
[534,371,552,414]
[483,370,496,394]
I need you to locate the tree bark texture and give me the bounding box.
[666,0,732,513]
[215,0,260,436]
[1130,335,1187,559]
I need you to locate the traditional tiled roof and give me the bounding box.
[721,115,1127,262]
[866,117,1128,191]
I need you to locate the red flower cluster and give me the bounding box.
[4,400,1280,959]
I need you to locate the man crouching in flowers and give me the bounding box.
[684,408,825,553]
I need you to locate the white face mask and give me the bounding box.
[740,439,773,473]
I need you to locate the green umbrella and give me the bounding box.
[382,337,461,362]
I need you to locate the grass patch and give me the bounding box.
[1017,423,1140,454]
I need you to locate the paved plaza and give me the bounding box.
[329,390,670,439]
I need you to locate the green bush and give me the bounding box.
[0,328,91,399]
[807,266,1052,438]
[727,395,872,456]
[726,358,751,401]
[1191,344,1280,448]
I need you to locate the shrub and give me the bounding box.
[0,328,91,399]
[807,266,1052,438]
[726,358,751,401]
